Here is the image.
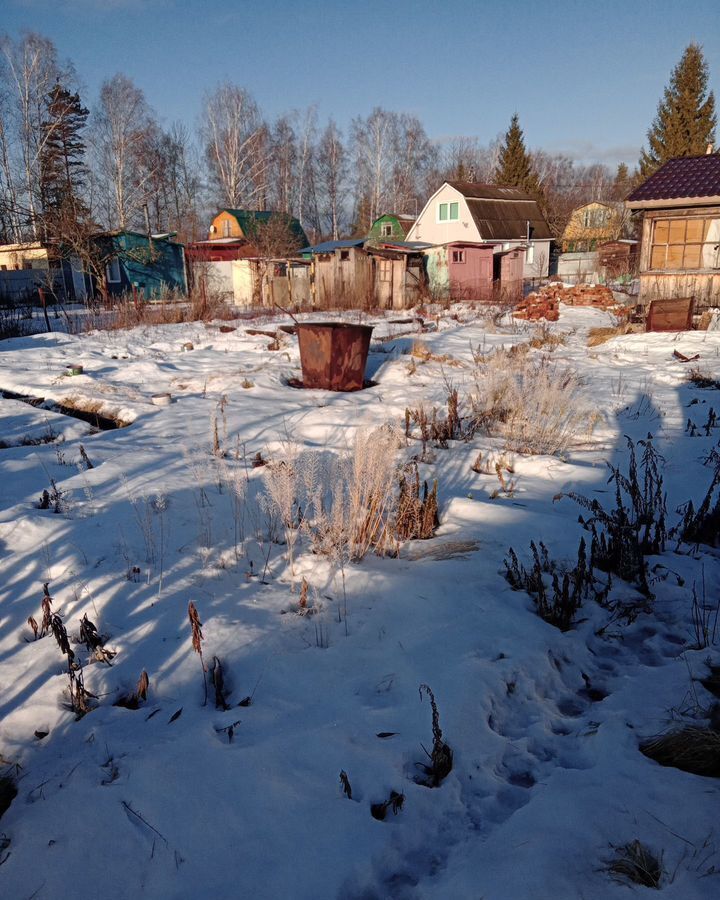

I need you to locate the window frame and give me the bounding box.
[437,200,459,223]
[649,215,720,271]
[451,249,465,264]
[106,257,122,284]
[381,222,393,237]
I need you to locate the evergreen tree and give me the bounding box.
[493,113,542,196]
[639,43,716,177]
[39,83,90,239]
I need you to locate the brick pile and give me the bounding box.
[514,283,617,322]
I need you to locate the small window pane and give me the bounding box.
[439,203,448,221]
[666,244,684,267]
[686,219,705,242]
[668,219,686,243]
[650,246,666,269]
[654,221,669,243]
[449,202,459,220]
[683,245,701,268]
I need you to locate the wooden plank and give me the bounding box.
[646,297,694,332]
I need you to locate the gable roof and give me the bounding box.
[442,182,551,240]
[626,155,720,208]
[222,209,308,246]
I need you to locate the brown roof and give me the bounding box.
[627,154,720,205]
[445,181,551,240]
[448,181,540,201]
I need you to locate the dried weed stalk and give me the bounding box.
[417,684,453,787]
[188,601,207,706]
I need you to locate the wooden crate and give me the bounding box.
[646,297,694,332]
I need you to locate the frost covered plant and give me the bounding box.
[310,426,403,563]
[151,494,169,594]
[263,449,302,582]
[470,353,594,456]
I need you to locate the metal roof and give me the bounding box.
[221,209,308,245]
[626,155,720,205]
[447,181,539,201]
[465,198,552,240]
[299,239,365,254]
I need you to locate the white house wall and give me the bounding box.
[406,185,481,244]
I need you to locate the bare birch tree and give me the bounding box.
[0,33,67,239]
[316,118,347,239]
[200,83,268,210]
[91,73,159,230]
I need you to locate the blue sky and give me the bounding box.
[4,0,720,167]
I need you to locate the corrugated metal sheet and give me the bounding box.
[447,181,535,201]
[465,198,552,240]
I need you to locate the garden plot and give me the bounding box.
[0,306,719,900]
[0,397,91,449]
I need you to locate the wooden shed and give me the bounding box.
[626,154,720,309]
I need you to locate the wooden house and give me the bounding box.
[91,231,187,299]
[406,181,552,278]
[367,213,416,243]
[561,201,625,251]
[626,153,720,308]
[208,209,308,253]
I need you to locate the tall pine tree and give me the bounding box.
[639,43,716,177]
[39,83,90,240]
[493,113,542,197]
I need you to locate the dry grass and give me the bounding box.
[605,840,664,889]
[687,368,720,390]
[528,324,565,350]
[73,289,238,334]
[587,324,639,347]
[470,353,595,456]
[641,726,720,777]
[409,341,463,367]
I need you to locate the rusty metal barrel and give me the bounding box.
[296,322,374,391]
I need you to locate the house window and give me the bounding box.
[379,259,392,282]
[222,219,231,237]
[650,217,720,270]
[381,223,393,237]
[525,243,535,265]
[582,208,610,229]
[340,250,350,261]
[106,257,121,283]
[438,201,459,222]
[452,249,465,263]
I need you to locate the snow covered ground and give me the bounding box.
[0,305,719,899]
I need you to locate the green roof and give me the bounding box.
[223,209,308,248]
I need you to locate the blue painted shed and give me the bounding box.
[92,231,187,299]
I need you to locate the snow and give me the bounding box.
[0,306,719,899]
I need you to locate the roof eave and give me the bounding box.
[626,195,720,210]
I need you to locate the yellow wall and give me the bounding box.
[562,203,622,244]
[209,212,244,240]
[0,242,49,270]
